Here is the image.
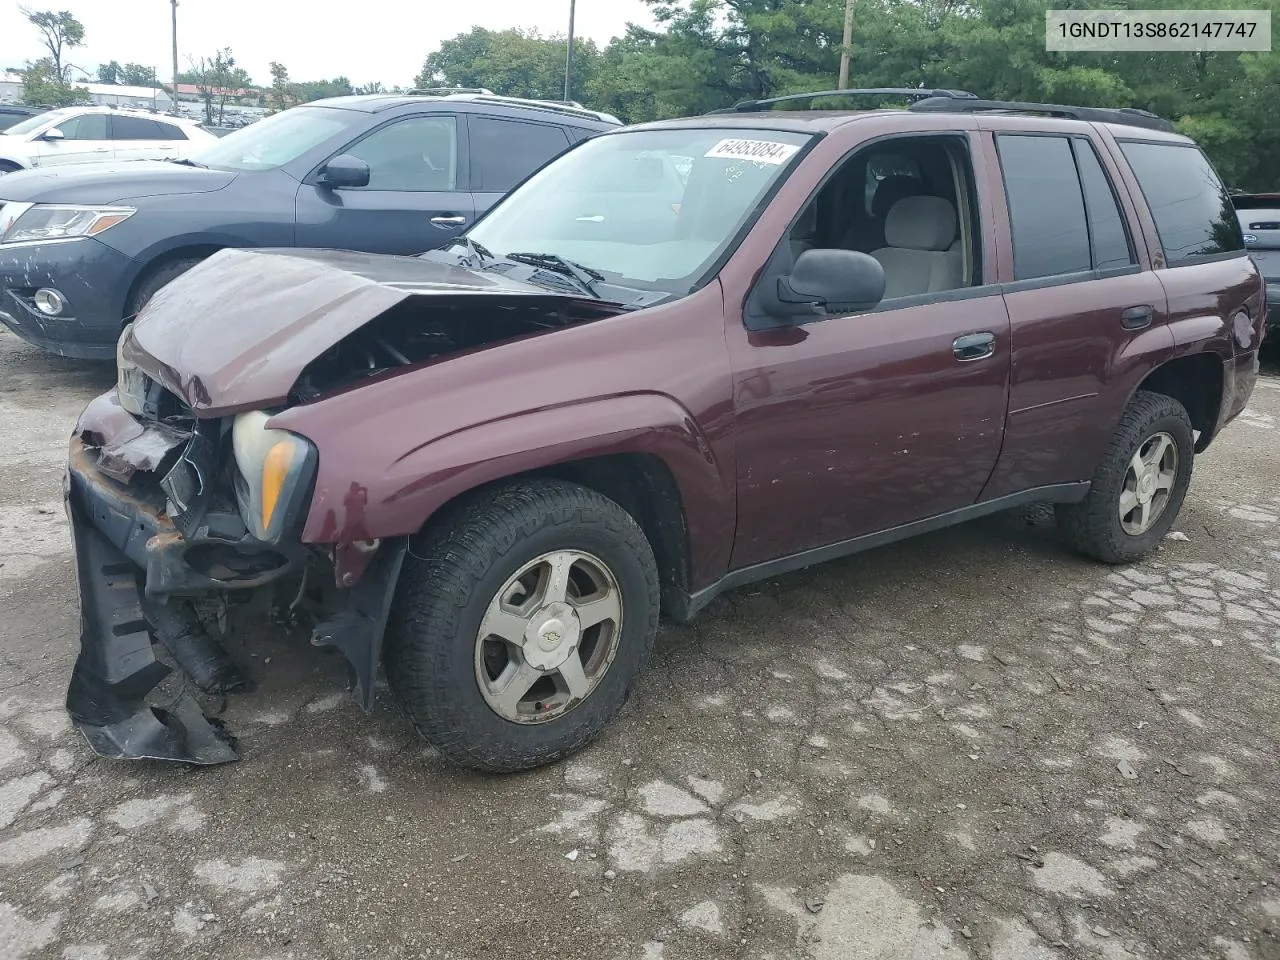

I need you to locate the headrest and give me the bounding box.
[884,196,958,252]
[871,175,923,217]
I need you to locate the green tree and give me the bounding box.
[188,48,251,125]
[268,61,296,113]
[21,57,89,106]
[416,27,599,101]
[121,63,159,87]
[21,8,85,82]
[97,60,121,84]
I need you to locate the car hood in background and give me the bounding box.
[0,161,236,204]
[124,247,597,415]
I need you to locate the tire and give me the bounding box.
[1055,390,1194,564]
[384,478,661,772]
[126,257,205,318]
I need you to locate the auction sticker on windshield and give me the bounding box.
[704,138,800,165]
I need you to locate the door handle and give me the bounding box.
[430,215,467,226]
[1121,304,1153,330]
[953,331,996,362]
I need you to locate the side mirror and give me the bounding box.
[771,248,885,321]
[317,154,370,189]
[40,127,66,142]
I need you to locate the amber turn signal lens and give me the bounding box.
[260,440,296,532]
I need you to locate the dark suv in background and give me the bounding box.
[0,91,619,359]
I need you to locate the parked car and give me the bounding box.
[1233,191,1280,338]
[0,106,213,175]
[0,104,43,132]
[0,93,620,359]
[64,90,1262,771]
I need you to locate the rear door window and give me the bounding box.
[1118,141,1243,264]
[470,117,571,192]
[997,134,1092,280]
[111,115,164,140]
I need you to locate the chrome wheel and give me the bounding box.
[474,550,623,724]
[1118,431,1178,536]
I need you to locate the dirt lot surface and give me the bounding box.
[0,327,1278,960]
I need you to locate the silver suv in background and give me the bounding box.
[1235,192,1280,339]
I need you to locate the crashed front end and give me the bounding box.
[65,366,406,764]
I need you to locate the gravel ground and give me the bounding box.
[0,327,1278,960]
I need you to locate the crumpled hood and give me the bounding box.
[0,160,235,203]
[124,247,591,415]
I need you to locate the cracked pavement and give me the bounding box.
[0,327,1278,960]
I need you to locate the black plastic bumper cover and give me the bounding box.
[65,492,238,765]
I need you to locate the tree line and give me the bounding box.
[418,0,1280,192]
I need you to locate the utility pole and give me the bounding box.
[838,0,854,89]
[170,0,179,114]
[564,0,576,102]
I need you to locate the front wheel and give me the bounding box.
[1056,390,1194,564]
[384,478,660,772]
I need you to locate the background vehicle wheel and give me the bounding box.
[1055,390,1194,564]
[126,257,204,318]
[384,478,661,772]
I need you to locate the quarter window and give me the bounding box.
[1119,140,1243,264]
[1073,141,1134,271]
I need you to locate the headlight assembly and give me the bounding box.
[0,204,135,244]
[232,412,318,543]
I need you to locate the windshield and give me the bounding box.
[466,127,812,297]
[191,105,356,172]
[3,109,68,137]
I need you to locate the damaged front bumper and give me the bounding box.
[65,418,406,766]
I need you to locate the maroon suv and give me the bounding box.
[64,90,1263,771]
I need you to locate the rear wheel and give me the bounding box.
[126,257,205,319]
[1055,390,1194,564]
[384,478,660,772]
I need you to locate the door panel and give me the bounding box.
[110,115,180,162]
[295,114,473,255]
[727,293,1012,568]
[982,273,1171,499]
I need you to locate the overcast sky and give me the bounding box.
[0,0,654,88]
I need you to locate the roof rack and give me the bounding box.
[403,88,619,124]
[409,86,495,96]
[706,88,977,114]
[908,96,1174,132]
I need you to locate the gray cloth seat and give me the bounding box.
[842,175,924,251]
[869,196,963,299]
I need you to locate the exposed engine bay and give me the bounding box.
[292,297,621,402]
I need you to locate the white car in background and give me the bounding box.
[0,106,215,174]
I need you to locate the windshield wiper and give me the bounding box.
[505,251,603,297]
[446,235,494,266]
[166,157,207,168]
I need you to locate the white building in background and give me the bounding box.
[0,72,173,111]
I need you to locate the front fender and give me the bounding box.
[297,392,734,590]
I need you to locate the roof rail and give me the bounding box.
[464,93,621,125]
[409,86,495,96]
[706,88,977,114]
[908,96,1174,132]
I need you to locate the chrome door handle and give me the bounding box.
[430,215,467,226]
[953,331,996,362]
